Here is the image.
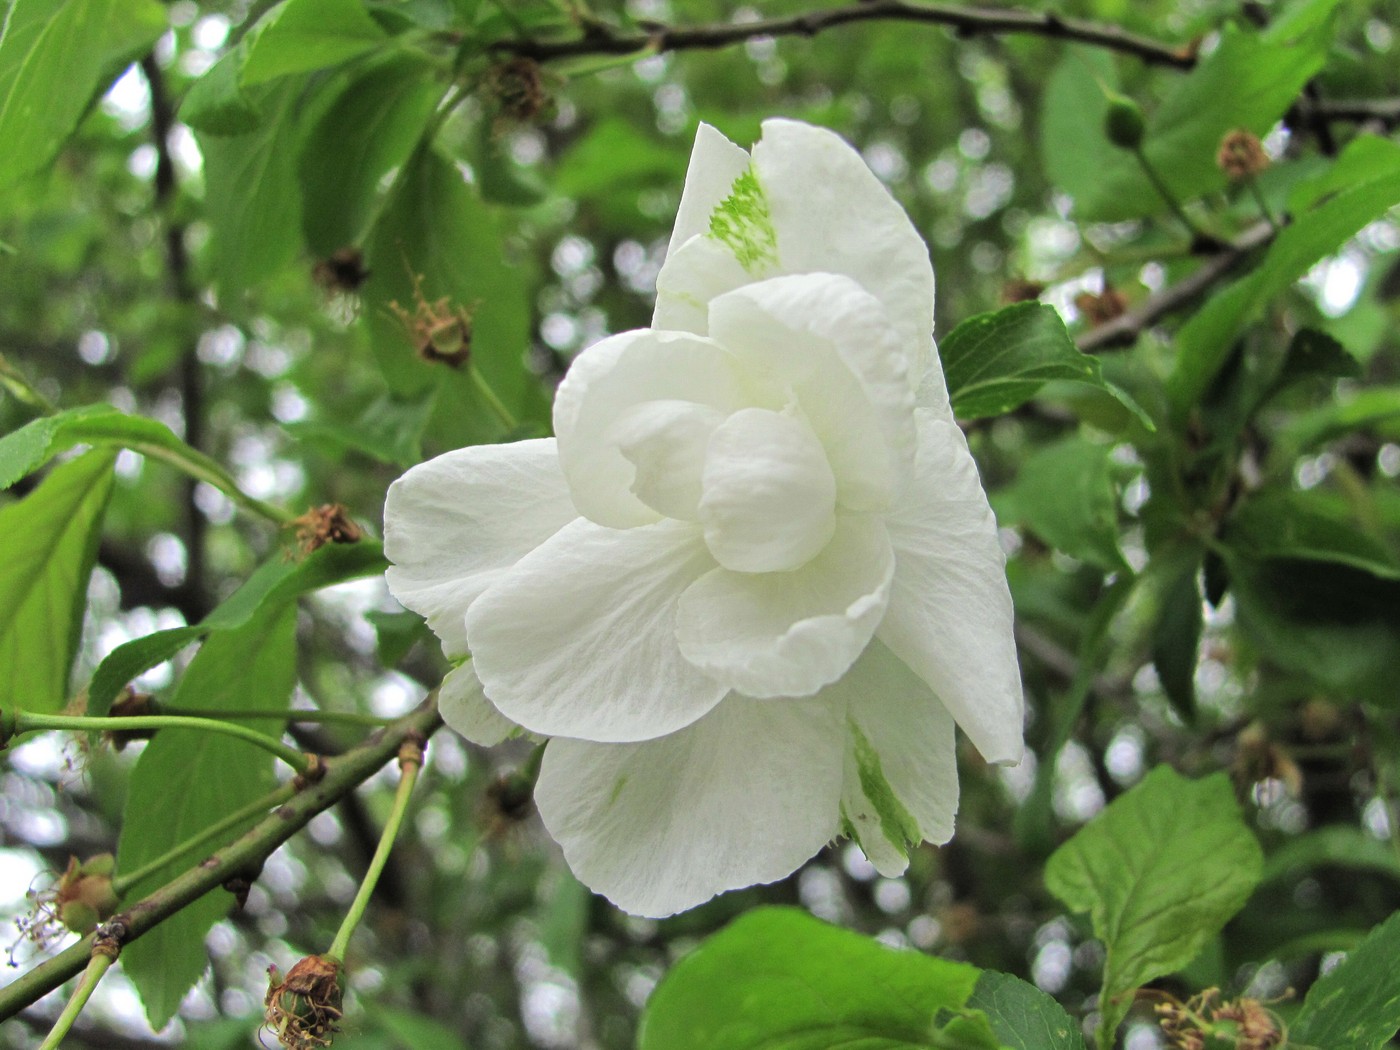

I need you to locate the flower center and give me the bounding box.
[696,407,837,573]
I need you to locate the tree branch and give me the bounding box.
[0,698,443,1022]
[497,0,1195,69]
[1076,220,1276,353]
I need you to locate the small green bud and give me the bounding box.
[1104,95,1146,150]
[56,854,120,934]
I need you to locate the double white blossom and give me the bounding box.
[384,119,1023,917]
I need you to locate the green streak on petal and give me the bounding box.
[849,719,921,854]
[608,774,629,806]
[838,804,857,843]
[707,165,778,273]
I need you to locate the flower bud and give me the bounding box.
[265,955,344,1050]
[55,854,120,934]
[1104,95,1146,150]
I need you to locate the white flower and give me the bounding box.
[383,119,1023,917]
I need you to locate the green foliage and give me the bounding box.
[638,907,998,1050]
[0,0,165,189]
[0,450,113,714]
[239,0,387,87]
[1293,910,1400,1049]
[115,603,298,1029]
[1045,767,1263,1048]
[967,971,1086,1050]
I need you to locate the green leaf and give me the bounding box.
[1073,5,1338,220]
[1044,766,1262,1049]
[117,605,298,1030]
[285,391,437,468]
[365,148,536,438]
[1226,555,1400,705]
[363,608,432,667]
[0,0,166,188]
[1225,487,1400,580]
[298,53,445,256]
[0,450,114,714]
[198,78,311,295]
[944,304,1110,419]
[178,43,260,135]
[1,404,242,494]
[638,906,997,1050]
[1269,328,1361,396]
[87,541,386,717]
[968,971,1087,1050]
[240,0,386,87]
[372,1007,469,1050]
[1293,910,1400,1050]
[1261,826,1400,885]
[996,435,1129,573]
[1039,49,1120,214]
[1170,136,1400,414]
[472,119,548,207]
[1148,545,1204,721]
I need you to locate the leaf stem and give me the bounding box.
[326,735,426,962]
[159,706,396,729]
[470,366,520,431]
[0,353,58,413]
[35,950,115,1050]
[1131,145,1210,244]
[126,439,295,526]
[113,781,299,896]
[8,711,310,775]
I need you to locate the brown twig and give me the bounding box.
[1077,220,1276,353]
[496,0,1196,69]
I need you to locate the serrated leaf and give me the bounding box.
[997,435,1129,574]
[0,450,114,714]
[1225,487,1400,580]
[198,78,311,295]
[364,148,538,439]
[1293,910,1400,1050]
[240,0,386,87]
[943,303,1144,424]
[87,541,386,717]
[116,604,298,1030]
[968,971,1087,1050]
[298,53,444,255]
[1045,767,1262,1049]
[1170,136,1400,414]
[178,43,259,135]
[0,404,243,493]
[0,0,166,188]
[638,906,997,1050]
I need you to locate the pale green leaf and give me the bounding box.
[0,450,114,714]
[240,0,386,87]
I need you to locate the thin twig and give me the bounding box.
[496,0,1196,69]
[1077,220,1276,352]
[0,698,443,1021]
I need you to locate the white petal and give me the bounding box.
[466,518,726,743]
[438,662,516,747]
[877,413,1025,764]
[752,119,940,401]
[383,439,578,658]
[833,641,958,877]
[697,408,837,573]
[552,329,751,529]
[676,514,894,698]
[663,123,752,266]
[613,399,726,521]
[653,233,756,335]
[707,274,916,511]
[535,694,844,917]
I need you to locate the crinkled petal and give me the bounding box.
[653,233,756,335]
[663,123,752,265]
[676,514,894,698]
[553,329,752,529]
[535,693,844,917]
[833,641,958,877]
[613,399,726,522]
[752,119,943,409]
[466,517,726,743]
[708,274,916,511]
[697,408,837,573]
[438,662,517,747]
[383,439,578,658]
[877,412,1024,764]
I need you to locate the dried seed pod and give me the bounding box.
[265,955,344,1050]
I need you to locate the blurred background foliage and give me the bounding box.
[1,0,1399,1046]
